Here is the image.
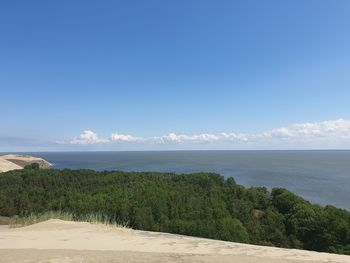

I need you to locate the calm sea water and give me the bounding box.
[25,151,350,211]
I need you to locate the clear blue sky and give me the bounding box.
[1,1,350,151]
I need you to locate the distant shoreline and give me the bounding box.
[2,149,350,154]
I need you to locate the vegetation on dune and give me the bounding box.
[0,168,349,255]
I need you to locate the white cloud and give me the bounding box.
[58,131,143,145]
[219,132,250,142]
[57,119,350,148]
[159,133,220,143]
[156,119,350,146]
[69,130,109,144]
[259,118,350,141]
[157,132,249,143]
[110,133,143,142]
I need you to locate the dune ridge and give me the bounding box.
[0,219,349,263]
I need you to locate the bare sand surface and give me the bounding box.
[0,154,52,172]
[0,157,22,172]
[0,219,349,263]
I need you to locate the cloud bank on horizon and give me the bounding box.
[57,118,350,150]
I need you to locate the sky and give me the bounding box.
[1,0,350,151]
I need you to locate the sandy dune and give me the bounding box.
[0,220,349,263]
[0,157,22,172]
[0,154,52,172]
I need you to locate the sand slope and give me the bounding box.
[0,158,22,172]
[0,220,349,263]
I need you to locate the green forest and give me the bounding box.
[0,167,349,255]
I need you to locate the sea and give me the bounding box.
[22,150,350,211]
